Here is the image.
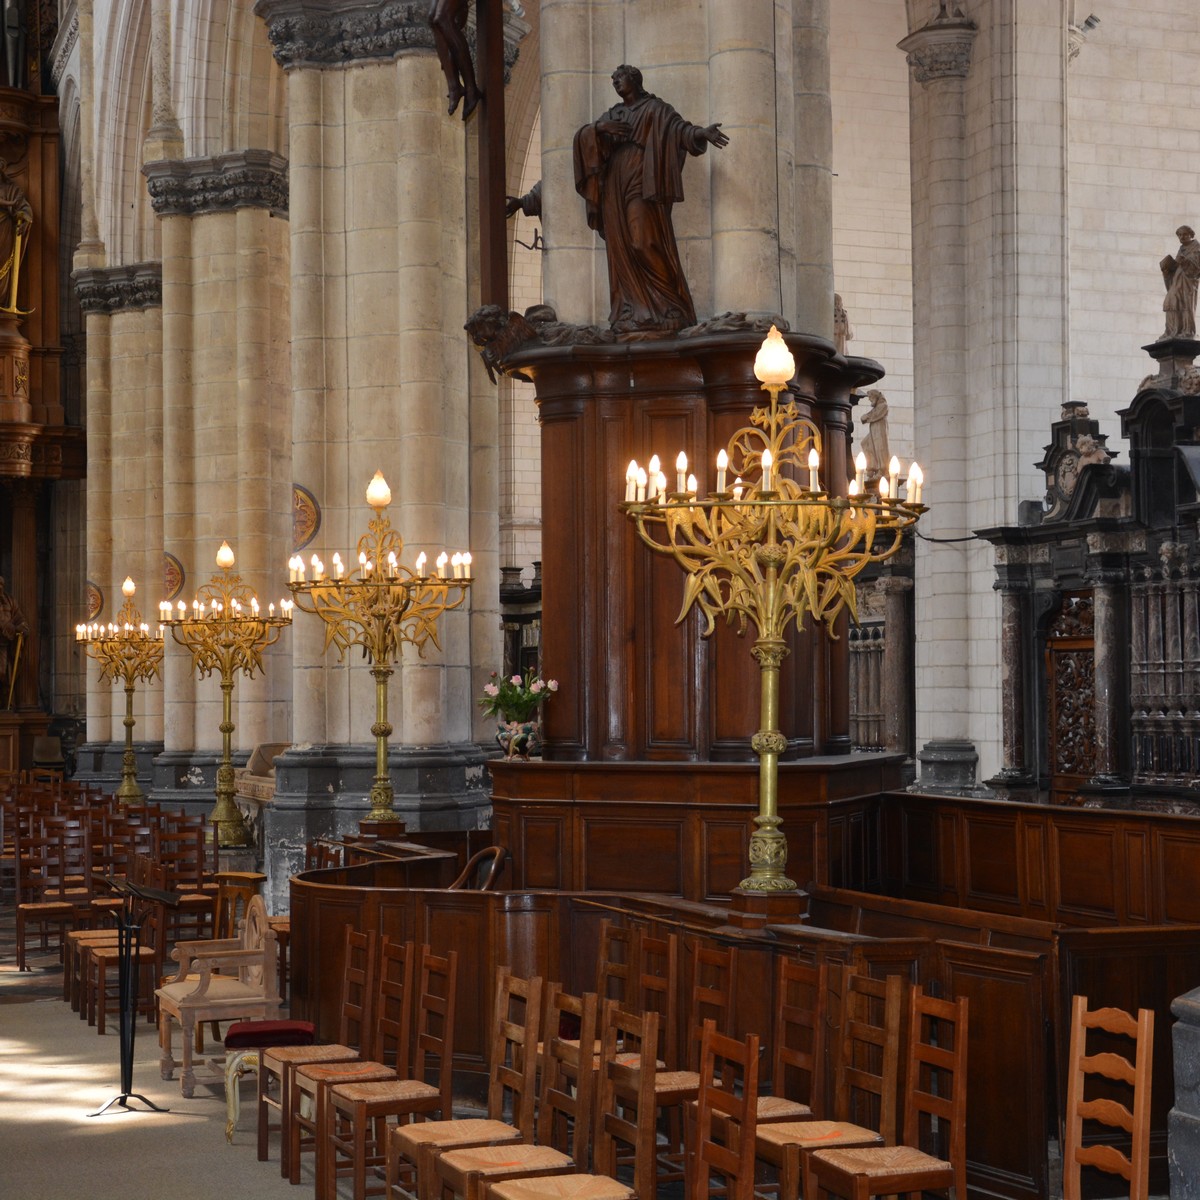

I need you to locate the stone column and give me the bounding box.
[256,0,495,880]
[73,0,103,269]
[1089,567,1128,787]
[900,10,977,782]
[72,264,166,787]
[142,151,292,808]
[143,0,183,162]
[791,0,833,338]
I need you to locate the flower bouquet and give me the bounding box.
[479,668,558,759]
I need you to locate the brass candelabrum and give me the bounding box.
[620,326,926,894]
[287,472,472,823]
[76,578,165,803]
[159,543,293,847]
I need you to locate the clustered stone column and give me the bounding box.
[71,264,166,780]
[141,150,292,806]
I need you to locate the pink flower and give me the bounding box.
[530,680,544,694]
[547,680,559,692]
[510,675,522,686]
[483,683,499,696]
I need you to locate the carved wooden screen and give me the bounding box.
[1045,593,1096,805]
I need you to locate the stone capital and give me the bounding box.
[72,262,163,314]
[254,0,526,74]
[898,19,977,85]
[142,149,289,218]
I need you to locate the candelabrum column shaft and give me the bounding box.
[211,675,249,846]
[742,637,797,893]
[117,679,142,802]
[369,662,394,820]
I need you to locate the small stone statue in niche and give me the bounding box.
[860,389,891,476]
[1160,224,1200,340]
[834,293,853,355]
[574,64,728,338]
[428,0,481,120]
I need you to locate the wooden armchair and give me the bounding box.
[155,893,280,1097]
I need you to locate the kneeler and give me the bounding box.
[223,1018,315,1143]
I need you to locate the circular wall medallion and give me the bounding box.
[293,483,321,552]
[85,581,102,620]
[163,552,185,602]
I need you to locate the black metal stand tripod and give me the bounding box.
[89,877,179,1117]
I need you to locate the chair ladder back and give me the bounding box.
[689,1019,760,1200]
[834,968,905,1144]
[635,927,679,1068]
[487,969,544,1140]
[1064,995,1154,1200]
[685,939,736,1070]
[373,937,417,1073]
[337,926,379,1053]
[537,986,600,1164]
[413,944,459,1118]
[772,955,828,1115]
[595,918,636,1005]
[596,1003,660,1200]
[902,986,970,1199]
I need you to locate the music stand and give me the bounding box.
[89,876,181,1117]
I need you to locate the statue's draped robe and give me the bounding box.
[574,93,710,335]
[1163,238,1200,338]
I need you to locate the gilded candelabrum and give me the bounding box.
[76,578,164,803]
[287,472,471,822]
[159,543,292,847]
[620,326,925,893]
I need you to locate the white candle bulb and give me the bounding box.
[648,454,661,478]
[716,449,728,494]
[388,551,397,577]
[732,477,744,502]
[451,552,463,579]
[753,325,796,388]
[366,470,392,509]
[676,451,688,494]
[358,551,368,576]
[333,552,344,579]
[415,551,427,575]
[855,451,867,490]
[848,479,859,498]
[216,541,235,569]
[636,468,648,504]
[879,475,890,501]
[436,552,448,578]
[761,448,774,492]
[269,602,275,617]
[625,460,639,502]
[908,461,925,505]
[462,552,472,578]
[656,472,668,503]
[888,454,900,500]
[808,446,820,492]
[122,577,136,597]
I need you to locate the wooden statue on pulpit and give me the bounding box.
[574,65,728,338]
[428,0,481,120]
[0,159,30,313]
[0,576,28,710]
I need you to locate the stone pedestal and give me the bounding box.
[910,739,993,798]
[1170,986,1200,1198]
[0,310,31,423]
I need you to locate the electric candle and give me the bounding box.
[888,455,900,502]
[808,447,820,492]
[855,451,867,491]
[436,552,448,578]
[676,451,688,494]
[625,459,639,502]
[415,551,427,576]
[908,462,924,505]
[732,477,744,502]
[636,468,647,503]
[716,449,728,494]
[462,552,472,578]
[761,449,773,492]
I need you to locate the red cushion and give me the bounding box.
[223,1019,316,1049]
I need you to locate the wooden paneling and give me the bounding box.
[963,813,1022,912]
[518,816,567,890]
[1157,831,1200,923]
[580,816,683,894]
[939,944,1051,1200]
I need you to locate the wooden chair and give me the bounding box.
[324,946,459,1200]
[430,987,599,1200]
[257,926,378,1167]
[806,986,970,1200]
[758,956,828,1123]
[595,918,636,1005]
[387,971,544,1200]
[155,894,280,1097]
[15,830,83,971]
[487,1005,660,1200]
[687,1020,761,1200]
[448,845,509,890]
[1062,994,1154,1200]
[83,902,166,1034]
[754,970,905,1200]
[634,927,679,1068]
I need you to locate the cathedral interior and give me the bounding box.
[4,0,1200,1197]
